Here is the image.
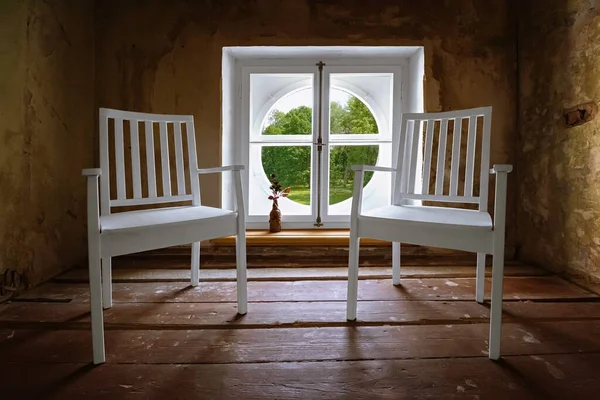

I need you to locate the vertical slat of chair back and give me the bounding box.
[144,121,157,198]
[393,107,492,210]
[173,122,187,196]
[98,108,198,214]
[130,120,142,198]
[436,119,449,196]
[159,121,172,197]
[449,117,462,196]
[185,121,200,206]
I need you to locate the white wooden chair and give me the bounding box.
[346,106,512,360]
[82,108,248,364]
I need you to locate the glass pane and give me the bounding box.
[330,73,393,139]
[261,146,311,206]
[262,89,313,136]
[329,145,379,206]
[250,74,313,138]
[330,88,378,135]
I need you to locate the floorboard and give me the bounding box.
[2,320,600,364]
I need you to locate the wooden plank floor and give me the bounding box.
[1,263,600,399]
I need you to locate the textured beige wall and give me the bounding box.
[0,0,94,287]
[95,0,518,248]
[0,1,28,283]
[518,0,600,282]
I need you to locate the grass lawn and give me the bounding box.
[329,187,354,204]
[288,187,311,205]
[287,186,354,205]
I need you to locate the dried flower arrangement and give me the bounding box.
[268,174,291,204]
[268,174,290,232]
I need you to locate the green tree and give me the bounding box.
[329,97,378,187]
[262,146,311,189]
[345,96,378,134]
[263,106,312,135]
[262,106,312,188]
[330,101,346,134]
[261,95,379,205]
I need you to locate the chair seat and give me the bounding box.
[361,205,493,231]
[100,206,236,233]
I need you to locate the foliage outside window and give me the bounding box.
[261,95,379,205]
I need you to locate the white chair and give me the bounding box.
[346,106,512,360]
[83,108,248,364]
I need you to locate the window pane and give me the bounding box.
[250,74,313,138]
[262,89,313,136]
[329,145,379,206]
[261,146,312,206]
[330,88,378,135]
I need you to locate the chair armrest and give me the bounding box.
[82,168,102,176]
[350,165,394,216]
[351,165,396,173]
[197,165,245,175]
[490,164,513,174]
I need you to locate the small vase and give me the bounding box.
[269,200,282,233]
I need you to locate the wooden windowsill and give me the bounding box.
[210,229,390,247]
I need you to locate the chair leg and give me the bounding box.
[488,249,505,360]
[191,241,200,287]
[346,235,361,321]
[392,242,401,285]
[89,242,105,364]
[476,253,485,304]
[101,257,112,309]
[236,229,248,315]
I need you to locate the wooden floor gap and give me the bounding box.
[5,315,600,332]
[10,298,73,304]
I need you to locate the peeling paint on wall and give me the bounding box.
[564,102,597,127]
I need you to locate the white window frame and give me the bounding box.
[222,46,425,229]
[245,66,318,224]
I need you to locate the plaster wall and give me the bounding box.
[0,0,94,287]
[518,0,600,282]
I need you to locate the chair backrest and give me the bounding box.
[99,108,200,215]
[393,106,492,212]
